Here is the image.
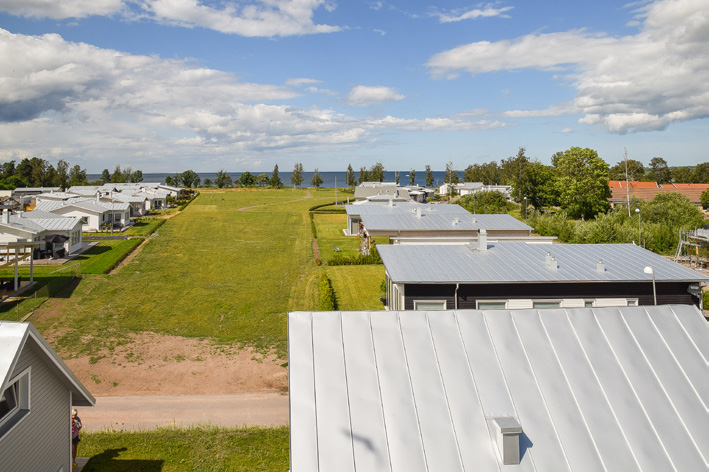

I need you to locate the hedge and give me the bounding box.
[319,273,337,310]
[327,244,382,266]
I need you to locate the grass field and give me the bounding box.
[28,188,344,359]
[80,426,289,471]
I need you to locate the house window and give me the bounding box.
[413,300,447,311]
[0,367,30,438]
[533,301,562,309]
[584,300,594,308]
[627,299,639,307]
[477,301,507,310]
[80,217,88,224]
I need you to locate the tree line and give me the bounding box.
[0,158,143,190]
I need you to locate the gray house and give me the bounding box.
[379,240,709,310]
[0,322,95,472]
[289,305,709,471]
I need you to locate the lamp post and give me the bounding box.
[635,208,641,246]
[644,266,657,305]
[524,197,527,220]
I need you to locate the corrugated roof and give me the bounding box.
[21,211,81,230]
[378,242,709,283]
[289,305,709,471]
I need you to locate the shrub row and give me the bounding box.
[309,213,317,239]
[319,273,337,310]
[309,201,347,212]
[327,244,382,266]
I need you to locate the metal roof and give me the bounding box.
[362,212,531,232]
[378,242,709,283]
[289,305,709,471]
[20,213,82,231]
[1,322,94,407]
[346,202,472,216]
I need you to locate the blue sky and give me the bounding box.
[0,0,707,173]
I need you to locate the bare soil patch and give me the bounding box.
[64,332,288,397]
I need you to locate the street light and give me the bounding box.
[644,266,657,305]
[635,208,641,246]
[524,196,527,220]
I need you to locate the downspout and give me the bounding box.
[455,283,459,310]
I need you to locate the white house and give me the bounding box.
[0,210,83,257]
[34,198,130,232]
[0,321,95,472]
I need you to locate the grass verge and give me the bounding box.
[80,426,289,472]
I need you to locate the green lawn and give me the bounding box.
[80,426,289,472]
[326,265,386,310]
[29,189,340,359]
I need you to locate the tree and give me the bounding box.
[164,175,174,186]
[130,169,144,183]
[643,192,705,229]
[346,164,356,187]
[647,157,671,183]
[409,169,416,186]
[270,164,283,188]
[215,170,233,188]
[523,161,558,210]
[500,148,529,203]
[370,162,385,182]
[690,162,709,183]
[256,173,269,187]
[444,161,459,185]
[110,165,126,183]
[203,178,213,187]
[54,160,69,189]
[239,171,255,187]
[459,191,509,214]
[553,147,611,220]
[15,158,32,186]
[180,170,201,188]
[0,161,15,181]
[311,168,324,188]
[100,169,111,184]
[29,157,49,186]
[68,165,88,187]
[394,171,400,185]
[700,190,709,209]
[609,159,645,181]
[290,162,304,188]
[359,166,368,184]
[425,165,433,187]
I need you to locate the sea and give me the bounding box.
[86,171,453,188]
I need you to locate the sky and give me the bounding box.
[0,0,707,173]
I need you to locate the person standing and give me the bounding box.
[71,408,82,469]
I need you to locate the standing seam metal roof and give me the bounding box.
[378,243,709,283]
[289,305,709,471]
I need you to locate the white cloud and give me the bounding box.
[426,0,709,133]
[0,0,342,37]
[0,0,124,19]
[0,29,501,167]
[285,77,322,87]
[430,4,513,23]
[348,85,405,107]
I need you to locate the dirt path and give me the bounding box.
[78,392,288,432]
[108,238,148,275]
[312,238,321,260]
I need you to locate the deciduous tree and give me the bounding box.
[553,147,611,220]
[647,157,671,183]
[311,168,324,188]
[291,163,304,188]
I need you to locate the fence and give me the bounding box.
[1,263,82,322]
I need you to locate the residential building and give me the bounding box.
[0,321,95,471]
[289,305,709,471]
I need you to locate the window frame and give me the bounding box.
[476,300,508,310]
[0,367,31,439]
[413,300,447,311]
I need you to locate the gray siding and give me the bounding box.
[0,341,71,472]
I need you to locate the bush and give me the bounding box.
[703,290,709,310]
[327,243,382,266]
[309,213,317,239]
[319,273,337,310]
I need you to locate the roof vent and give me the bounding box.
[1,209,9,224]
[546,256,557,270]
[493,417,522,465]
[471,217,477,224]
[478,229,488,251]
[452,217,459,225]
[597,260,605,272]
[415,207,422,218]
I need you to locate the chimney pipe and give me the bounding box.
[494,417,523,465]
[597,260,605,272]
[415,207,422,218]
[1,209,8,224]
[478,229,488,251]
